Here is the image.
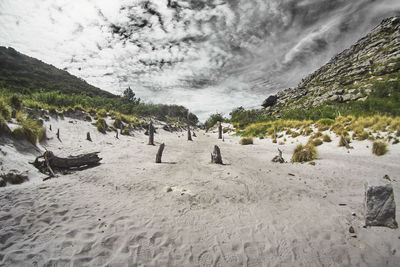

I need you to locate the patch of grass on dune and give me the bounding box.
[12,118,46,145]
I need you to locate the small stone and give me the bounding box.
[349,226,355,233]
[352,212,356,216]
[309,162,316,166]
[288,173,295,176]
[164,186,173,193]
[383,174,391,181]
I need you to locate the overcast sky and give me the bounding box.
[1,0,400,120]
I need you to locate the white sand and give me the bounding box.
[1,117,400,266]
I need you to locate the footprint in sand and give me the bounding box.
[198,251,213,267]
[136,236,153,263]
[244,243,261,267]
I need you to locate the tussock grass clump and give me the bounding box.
[0,98,11,120]
[311,138,323,146]
[322,134,331,142]
[96,118,108,134]
[240,137,253,145]
[12,118,46,145]
[10,94,23,110]
[372,141,388,156]
[97,109,107,117]
[0,116,11,135]
[291,144,317,163]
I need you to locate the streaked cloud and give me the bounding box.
[1,0,399,120]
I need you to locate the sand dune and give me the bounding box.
[1,117,400,266]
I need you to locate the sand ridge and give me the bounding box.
[0,117,400,266]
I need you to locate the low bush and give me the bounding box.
[12,118,45,145]
[322,134,331,142]
[96,118,108,134]
[291,144,317,162]
[372,141,388,156]
[239,137,253,145]
[10,94,23,110]
[0,98,11,120]
[97,109,107,117]
[0,116,11,135]
[311,138,323,146]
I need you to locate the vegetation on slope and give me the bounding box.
[0,46,198,125]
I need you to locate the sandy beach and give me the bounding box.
[0,117,399,266]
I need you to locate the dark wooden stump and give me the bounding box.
[218,121,222,139]
[272,148,285,163]
[49,125,52,131]
[211,145,223,164]
[187,125,192,141]
[148,122,154,145]
[56,129,60,140]
[86,132,92,142]
[156,143,165,163]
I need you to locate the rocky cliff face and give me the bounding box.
[262,16,400,117]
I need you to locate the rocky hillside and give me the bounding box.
[262,16,400,117]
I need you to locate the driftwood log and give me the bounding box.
[211,145,223,164]
[218,121,222,139]
[156,143,165,163]
[148,122,155,145]
[33,151,102,179]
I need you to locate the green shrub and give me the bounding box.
[322,134,331,142]
[239,137,253,145]
[291,144,317,162]
[113,118,123,129]
[96,118,107,134]
[372,141,388,156]
[205,113,224,130]
[98,109,107,117]
[0,98,11,120]
[357,131,369,141]
[317,118,335,126]
[10,94,23,110]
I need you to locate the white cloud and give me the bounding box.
[0,0,400,121]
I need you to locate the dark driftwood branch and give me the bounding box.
[272,148,285,163]
[156,143,165,163]
[33,151,102,179]
[211,145,223,164]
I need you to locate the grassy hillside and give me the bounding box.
[0,46,198,124]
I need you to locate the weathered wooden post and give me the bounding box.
[116,130,119,139]
[86,132,92,142]
[211,145,223,164]
[187,125,192,141]
[156,143,165,163]
[49,125,52,131]
[218,121,222,139]
[56,129,60,140]
[148,121,154,145]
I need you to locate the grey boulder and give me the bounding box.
[365,179,398,229]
